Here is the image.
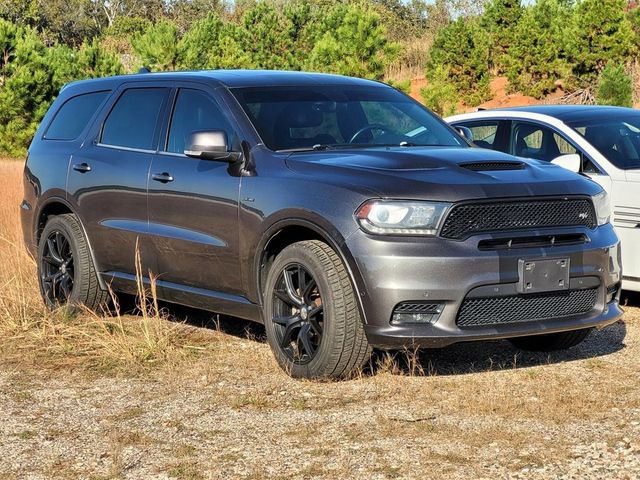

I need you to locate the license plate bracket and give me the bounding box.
[518,258,570,294]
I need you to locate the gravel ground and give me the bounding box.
[1,306,639,479]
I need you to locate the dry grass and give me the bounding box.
[0,158,639,479]
[0,159,217,374]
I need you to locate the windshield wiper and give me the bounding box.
[277,144,359,153]
[278,142,455,153]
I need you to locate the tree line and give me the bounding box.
[0,0,639,157]
[424,0,639,114]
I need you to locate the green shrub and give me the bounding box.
[426,18,492,106]
[132,20,180,71]
[387,78,411,94]
[178,13,248,70]
[304,3,398,80]
[505,0,571,98]
[480,0,523,73]
[420,66,458,116]
[568,0,634,86]
[596,63,633,107]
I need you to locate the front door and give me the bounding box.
[147,87,243,297]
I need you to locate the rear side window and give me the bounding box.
[101,88,166,150]
[44,91,109,141]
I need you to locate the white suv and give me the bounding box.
[447,106,640,292]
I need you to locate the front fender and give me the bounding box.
[247,214,369,324]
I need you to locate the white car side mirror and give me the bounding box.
[551,153,581,173]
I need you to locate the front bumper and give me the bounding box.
[345,224,623,348]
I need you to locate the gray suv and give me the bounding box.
[21,70,623,378]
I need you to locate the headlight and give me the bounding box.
[592,191,611,226]
[355,200,451,235]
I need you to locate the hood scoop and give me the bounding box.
[459,161,525,171]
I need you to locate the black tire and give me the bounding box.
[508,328,592,352]
[38,214,109,312]
[263,240,371,379]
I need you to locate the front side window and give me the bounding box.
[45,91,109,141]
[512,122,567,162]
[553,133,578,156]
[461,121,500,150]
[231,85,465,151]
[570,115,640,170]
[101,88,167,150]
[166,89,234,154]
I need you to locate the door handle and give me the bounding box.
[152,172,174,183]
[72,163,92,173]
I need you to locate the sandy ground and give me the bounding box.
[0,303,639,479]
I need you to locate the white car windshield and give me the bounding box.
[569,116,640,170]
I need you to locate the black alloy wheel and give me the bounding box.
[40,229,75,305]
[271,263,324,365]
[37,214,109,312]
[263,240,371,379]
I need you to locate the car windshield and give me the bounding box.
[231,85,465,152]
[568,115,640,170]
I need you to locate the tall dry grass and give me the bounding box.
[0,159,213,374]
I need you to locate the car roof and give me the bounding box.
[478,105,640,123]
[63,69,385,92]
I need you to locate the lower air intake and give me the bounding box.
[391,302,443,325]
[456,288,598,327]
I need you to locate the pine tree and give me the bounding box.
[597,63,633,106]
[236,2,297,70]
[481,0,523,73]
[426,17,492,106]
[505,0,571,98]
[568,0,634,86]
[132,20,180,71]
[178,13,249,70]
[305,3,398,80]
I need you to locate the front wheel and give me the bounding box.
[263,240,371,379]
[509,328,592,352]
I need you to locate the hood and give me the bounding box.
[284,146,602,202]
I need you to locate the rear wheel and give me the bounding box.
[263,240,371,379]
[509,328,592,352]
[38,214,109,312]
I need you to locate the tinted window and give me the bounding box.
[569,115,640,170]
[232,86,464,151]
[464,121,500,149]
[44,91,109,140]
[553,133,578,155]
[101,88,166,150]
[166,89,234,154]
[512,122,563,161]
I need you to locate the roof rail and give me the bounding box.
[138,67,151,74]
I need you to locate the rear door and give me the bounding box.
[147,85,244,297]
[67,84,170,278]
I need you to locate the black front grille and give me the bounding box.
[459,161,525,171]
[441,198,597,240]
[456,288,598,327]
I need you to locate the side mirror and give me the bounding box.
[551,153,581,173]
[184,130,239,162]
[455,126,474,142]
